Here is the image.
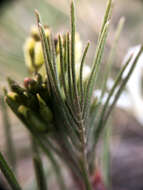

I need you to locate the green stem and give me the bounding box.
[80,159,93,190]
[31,136,47,190]
[78,116,92,190]
[0,152,22,190]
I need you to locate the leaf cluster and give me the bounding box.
[0,0,143,190]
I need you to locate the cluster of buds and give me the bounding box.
[24,25,90,81]
[6,75,54,133]
[24,25,51,74]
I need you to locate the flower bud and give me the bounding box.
[34,41,44,69]
[8,78,25,95]
[25,93,39,110]
[7,92,19,102]
[18,105,29,118]
[24,77,38,93]
[31,25,40,41]
[37,94,53,123]
[34,73,43,84]
[38,64,46,79]
[39,105,53,123]
[24,37,35,53]
[5,94,20,115]
[38,83,50,104]
[18,105,50,133]
[24,77,34,89]
[24,37,36,73]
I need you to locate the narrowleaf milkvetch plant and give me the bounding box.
[0,0,143,189]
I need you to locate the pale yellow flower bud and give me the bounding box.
[7,92,18,101]
[24,37,36,73]
[31,25,50,40]
[31,25,39,40]
[24,37,35,53]
[18,105,28,118]
[38,64,46,79]
[34,41,44,68]
[37,94,53,123]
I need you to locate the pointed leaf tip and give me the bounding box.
[35,9,40,24]
[71,0,75,15]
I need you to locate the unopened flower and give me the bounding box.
[24,25,51,73]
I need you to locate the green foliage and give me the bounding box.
[0,0,143,190]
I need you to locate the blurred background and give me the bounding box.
[0,0,143,190]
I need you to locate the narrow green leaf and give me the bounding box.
[83,21,109,120]
[79,42,90,110]
[35,11,58,96]
[70,1,82,119]
[67,32,73,104]
[101,17,125,98]
[58,35,68,98]
[83,0,113,121]
[89,47,142,168]
[102,123,112,188]
[71,1,77,97]
[104,46,143,124]
[96,53,133,132]
[0,152,22,190]
[38,23,57,91]
[0,96,17,174]
[95,46,143,146]
[100,0,112,36]
[50,34,58,83]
